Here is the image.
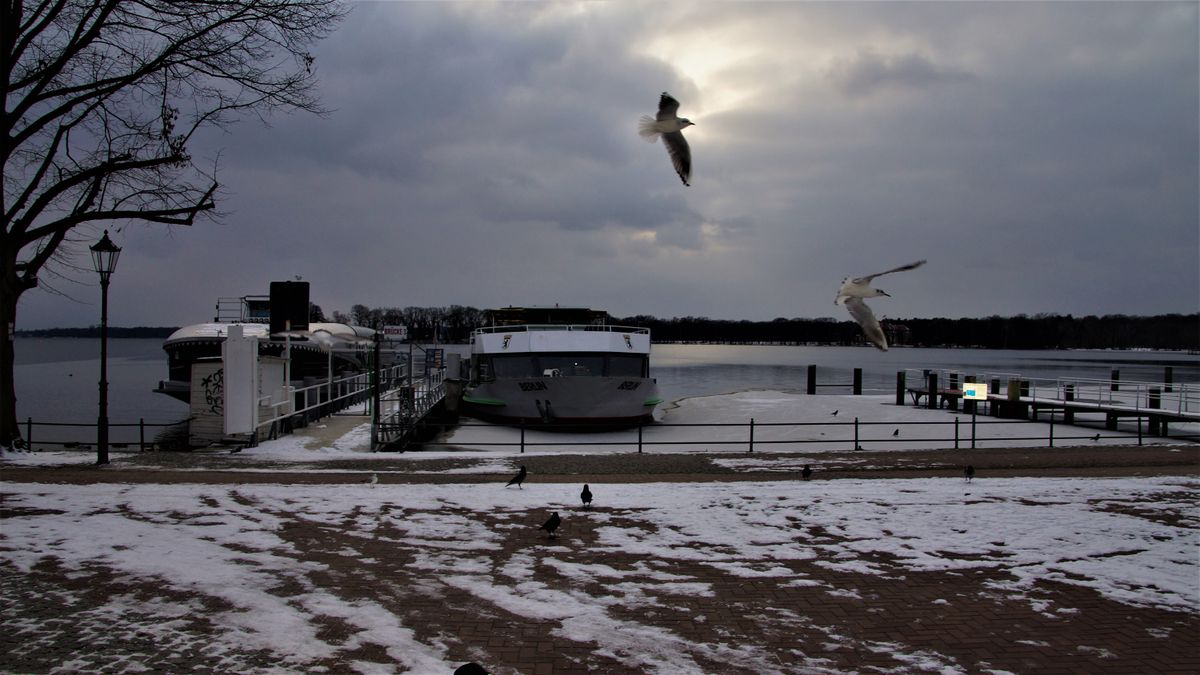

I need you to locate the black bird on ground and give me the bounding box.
[581,484,593,509]
[831,410,839,416]
[506,465,527,488]
[964,465,975,482]
[540,512,561,538]
[892,428,900,436]
[454,663,489,675]
[801,465,813,481]
[1091,433,1101,441]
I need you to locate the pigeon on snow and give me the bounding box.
[639,92,694,186]
[835,260,926,351]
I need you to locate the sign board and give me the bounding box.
[381,325,408,339]
[963,383,989,400]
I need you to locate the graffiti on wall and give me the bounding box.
[201,369,224,416]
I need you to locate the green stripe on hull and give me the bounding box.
[643,397,663,406]
[463,395,506,407]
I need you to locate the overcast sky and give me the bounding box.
[19,1,1200,329]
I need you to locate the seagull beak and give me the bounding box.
[880,290,891,297]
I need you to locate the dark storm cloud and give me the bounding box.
[16,1,1198,329]
[828,49,974,98]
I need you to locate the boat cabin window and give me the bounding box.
[538,355,604,377]
[608,354,647,377]
[479,353,648,379]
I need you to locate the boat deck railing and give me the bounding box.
[472,324,649,338]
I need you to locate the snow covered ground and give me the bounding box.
[2,475,1196,673]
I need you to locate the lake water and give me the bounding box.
[12,337,1197,445]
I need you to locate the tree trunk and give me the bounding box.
[0,277,26,450]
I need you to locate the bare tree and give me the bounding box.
[1,1,348,450]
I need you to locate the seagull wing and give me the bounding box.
[845,297,888,351]
[854,259,927,284]
[657,92,682,120]
[662,130,691,186]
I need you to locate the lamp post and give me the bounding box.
[90,231,121,465]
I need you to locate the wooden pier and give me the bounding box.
[901,369,1198,439]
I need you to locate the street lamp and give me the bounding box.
[90,231,121,465]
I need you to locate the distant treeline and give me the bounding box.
[16,326,179,338]
[617,313,1199,350]
[19,311,1198,350]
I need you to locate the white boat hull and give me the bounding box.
[463,376,660,427]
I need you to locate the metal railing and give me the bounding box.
[17,417,188,452]
[428,411,1198,454]
[254,365,407,441]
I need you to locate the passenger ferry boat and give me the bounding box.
[154,288,376,404]
[462,307,661,427]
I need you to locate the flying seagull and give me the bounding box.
[639,92,694,186]
[540,511,562,538]
[506,465,527,489]
[836,260,927,351]
[581,484,593,509]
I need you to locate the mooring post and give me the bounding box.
[1164,366,1173,393]
[1110,368,1120,392]
[927,372,939,410]
[1148,387,1161,436]
[896,371,906,406]
[807,365,817,395]
[1063,384,1075,424]
[948,373,959,411]
[971,407,977,449]
[748,417,755,453]
[853,368,862,395]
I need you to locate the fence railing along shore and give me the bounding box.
[430,412,1198,454]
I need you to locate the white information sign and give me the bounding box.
[963,383,989,400]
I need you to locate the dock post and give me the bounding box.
[1148,387,1161,436]
[927,373,939,410]
[807,365,816,395]
[1110,369,1120,392]
[896,371,906,406]
[948,373,959,411]
[963,375,976,414]
[853,368,862,395]
[748,417,755,453]
[1063,384,1075,424]
[1164,366,1173,393]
